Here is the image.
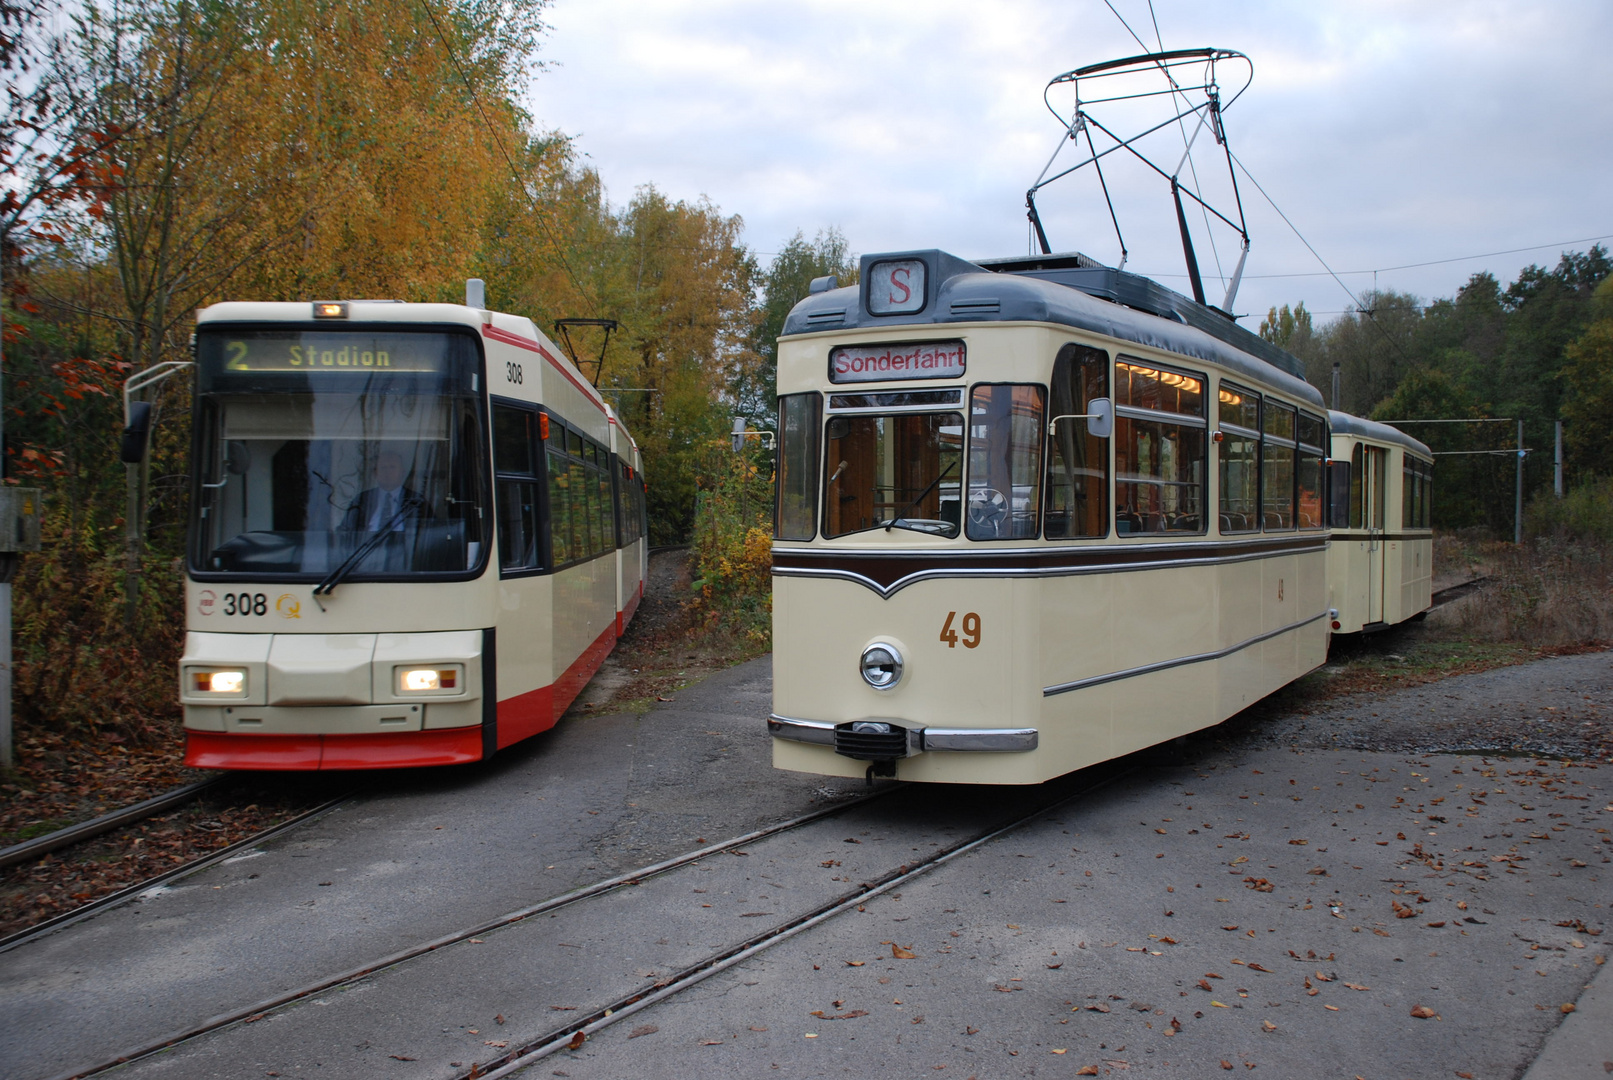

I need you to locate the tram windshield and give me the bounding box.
[824,411,964,537]
[190,328,488,580]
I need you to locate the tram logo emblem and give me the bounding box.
[197,589,216,616]
[276,593,302,619]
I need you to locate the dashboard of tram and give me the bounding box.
[188,326,489,581]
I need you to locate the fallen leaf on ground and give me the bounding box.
[628,1025,658,1039]
[1344,982,1370,991]
[1246,963,1272,973]
[1261,1020,1277,1031]
[567,1032,586,1050]
[845,960,864,967]
[1078,1068,1100,1076]
[891,944,916,959]
[1410,1005,1437,1019]
[1560,1003,1576,1014]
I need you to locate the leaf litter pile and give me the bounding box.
[1,736,336,938]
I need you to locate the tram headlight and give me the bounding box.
[397,665,462,694]
[191,669,246,695]
[859,643,903,691]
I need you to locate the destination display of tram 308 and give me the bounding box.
[206,331,452,374]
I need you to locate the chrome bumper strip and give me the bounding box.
[767,714,836,745]
[920,727,1039,752]
[767,715,1038,753]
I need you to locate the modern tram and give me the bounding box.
[767,249,1430,785]
[1326,412,1433,635]
[177,287,648,770]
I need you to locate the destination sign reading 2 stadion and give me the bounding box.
[212,331,452,375]
[828,341,967,384]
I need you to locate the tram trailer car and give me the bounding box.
[178,288,649,770]
[768,249,1424,785]
[1325,412,1433,635]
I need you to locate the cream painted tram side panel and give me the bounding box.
[1104,562,1220,759]
[1216,555,1266,720]
[1035,571,1116,769]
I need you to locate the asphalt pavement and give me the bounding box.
[1,651,1608,1080]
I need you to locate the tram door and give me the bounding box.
[1365,446,1388,624]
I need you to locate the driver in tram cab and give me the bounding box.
[340,449,432,533]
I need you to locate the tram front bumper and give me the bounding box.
[767,714,1038,757]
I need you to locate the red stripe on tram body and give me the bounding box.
[183,727,484,771]
[480,325,606,414]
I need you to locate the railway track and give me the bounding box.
[1429,575,1488,610]
[42,760,1130,1080]
[0,791,350,954]
[0,776,232,872]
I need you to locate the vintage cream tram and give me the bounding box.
[177,286,647,770]
[1325,411,1433,635]
[768,250,1336,784]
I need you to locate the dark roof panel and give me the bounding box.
[782,249,1323,408]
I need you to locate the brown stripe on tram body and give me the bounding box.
[772,534,1326,595]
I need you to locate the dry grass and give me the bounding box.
[1429,533,1613,647]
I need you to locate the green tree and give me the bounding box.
[1258,301,1312,354]
[1560,275,1613,479]
[745,228,857,427]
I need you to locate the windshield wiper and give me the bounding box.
[313,497,425,598]
[884,460,957,530]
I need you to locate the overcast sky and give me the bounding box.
[527,0,1613,327]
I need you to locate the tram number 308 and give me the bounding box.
[939,611,981,649]
[506,361,524,384]
[223,592,268,616]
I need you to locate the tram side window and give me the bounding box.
[617,460,645,546]
[1114,357,1206,535]
[775,393,821,540]
[967,384,1046,541]
[1422,462,1433,528]
[1349,443,1364,528]
[493,403,541,573]
[545,419,615,566]
[1217,382,1260,534]
[1402,457,1415,530]
[1298,411,1326,529]
[1261,401,1296,530]
[1044,344,1109,539]
[1328,458,1351,529]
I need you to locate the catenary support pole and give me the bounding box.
[1,254,9,771]
[1554,420,1563,497]
[1515,418,1525,545]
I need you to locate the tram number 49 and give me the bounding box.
[939,611,981,649]
[223,592,268,616]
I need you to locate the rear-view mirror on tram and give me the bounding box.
[1046,396,1113,439]
[119,401,153,464]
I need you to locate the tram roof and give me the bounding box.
[1328,410,1433,460]
[782,249,1324,409]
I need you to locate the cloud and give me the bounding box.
[530,0,1613,321]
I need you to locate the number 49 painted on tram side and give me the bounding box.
[939,611,981,649]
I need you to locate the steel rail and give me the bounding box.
[0,775,232,871]
[0,794,350,956]
[44,786,894,1080]
[1429,577,1489,610]
[470,763,1133,1080]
